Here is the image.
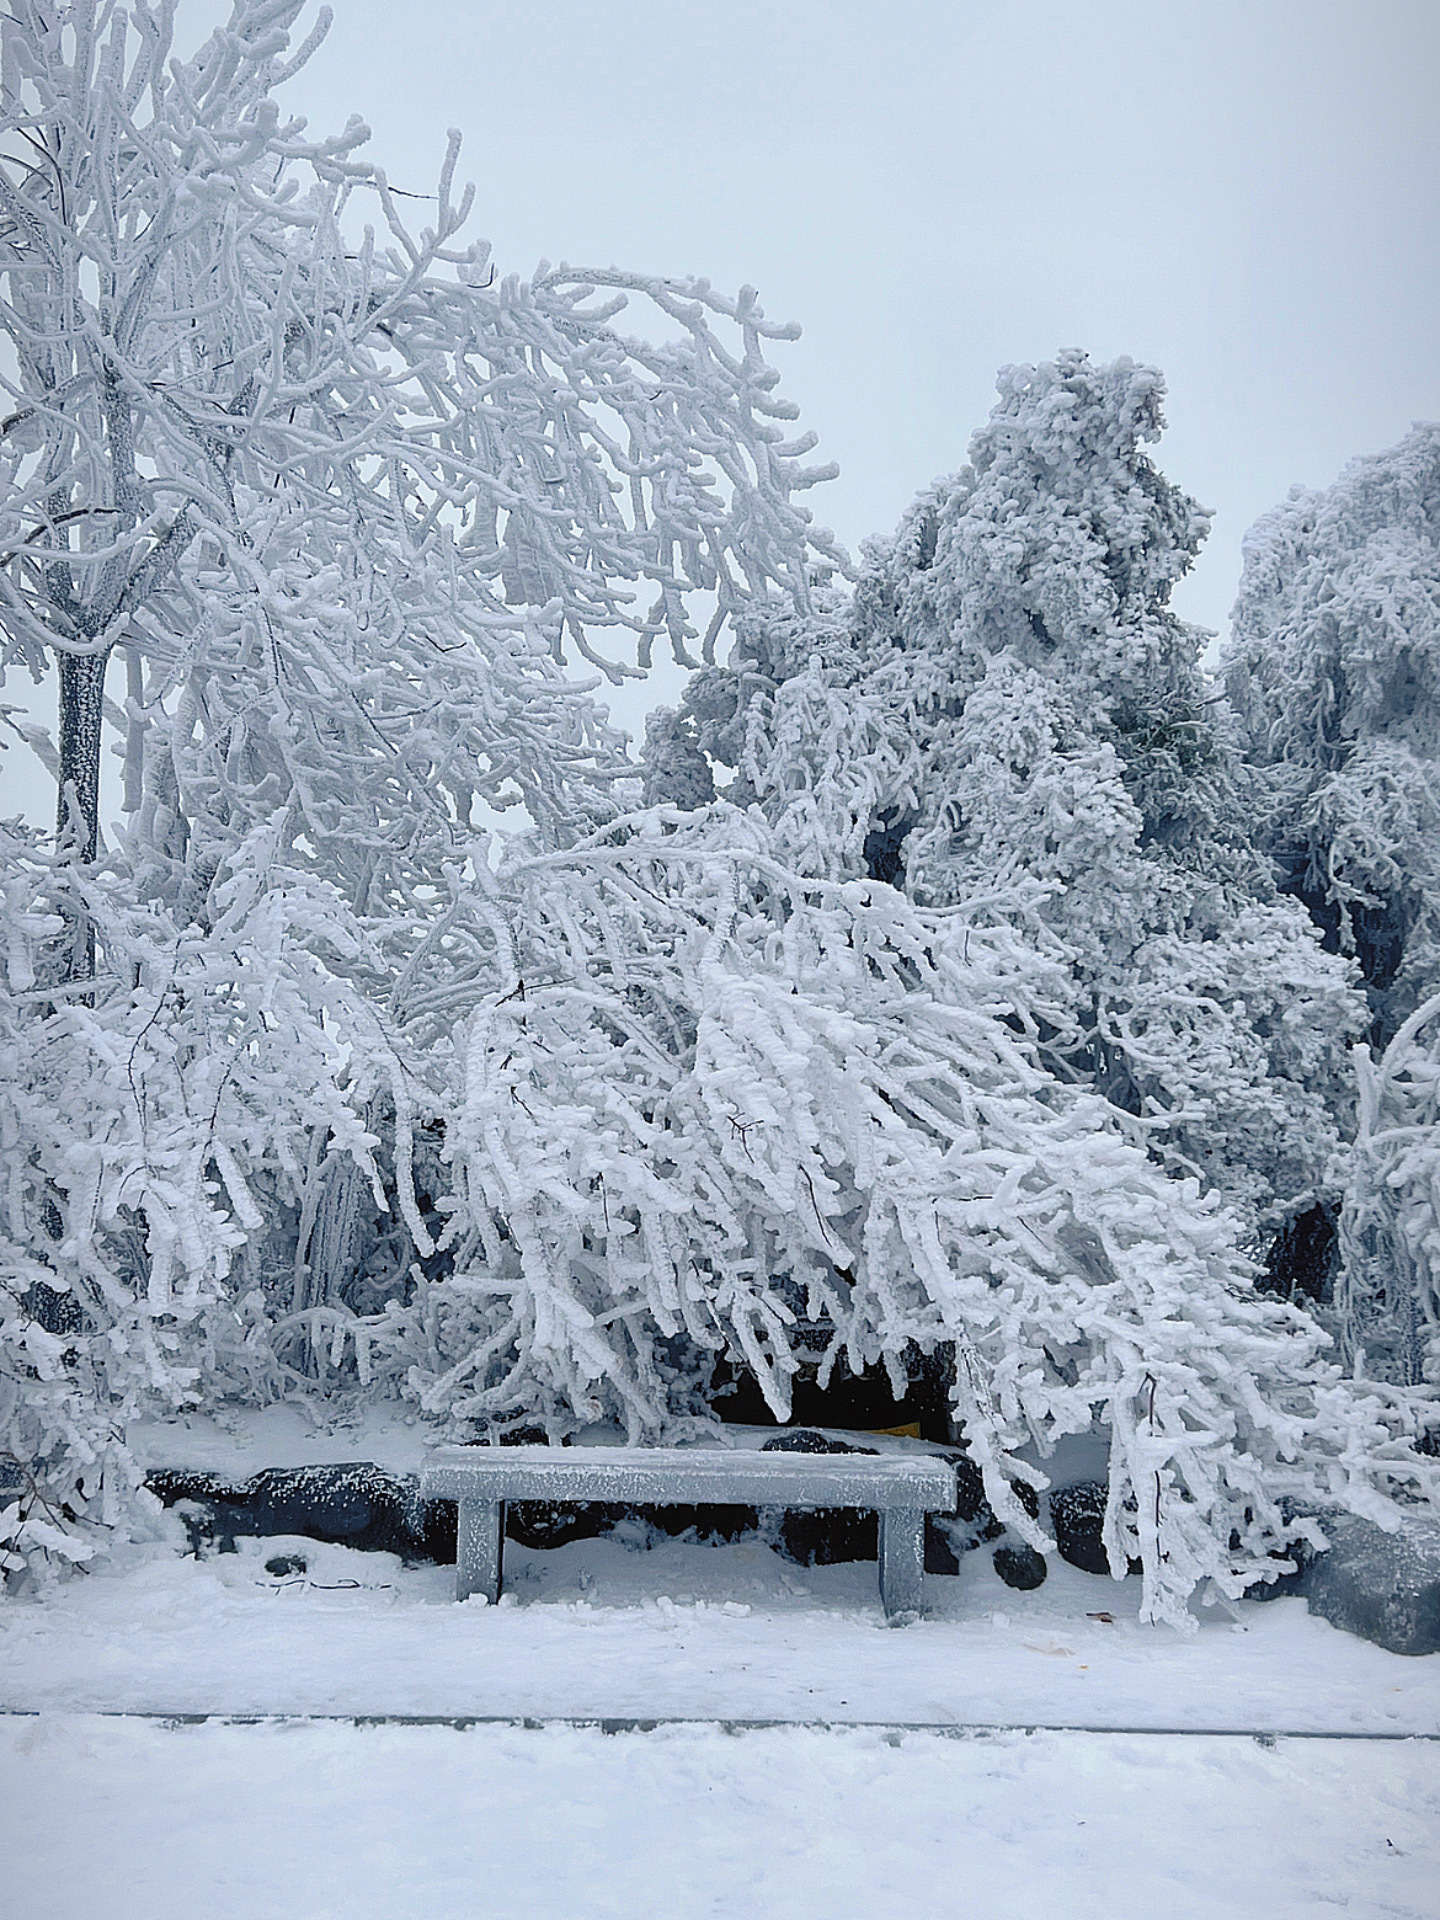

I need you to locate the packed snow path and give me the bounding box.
[2,1714,1436,1920]
[5,1526,1438,1917]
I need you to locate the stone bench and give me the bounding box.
[420,1445,959,1618]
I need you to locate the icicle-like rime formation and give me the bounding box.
[1338,989,1440,1386]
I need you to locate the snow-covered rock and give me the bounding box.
[1303,1514,1440,1657]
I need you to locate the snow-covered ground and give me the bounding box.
[9,1402,1425,1730]
[3,1712,1437,1920]
[4,1526,1440,1732]
[4,1413,1437,1916]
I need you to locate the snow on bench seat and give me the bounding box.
[421,1445,958,1619]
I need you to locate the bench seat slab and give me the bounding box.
[422,1446,955,1512]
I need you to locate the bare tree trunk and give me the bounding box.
[56,645,109,980]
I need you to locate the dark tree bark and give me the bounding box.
[56,648,106,861]
[55,645,109,980]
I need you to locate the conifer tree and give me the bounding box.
[1225,425,1440,1378]
[1224,423,1440,1045]
[669,352,1366,1253]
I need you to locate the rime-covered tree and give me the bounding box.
[0,0,841,965]
[1336,987,1440,1386]
[393,805,1436,1628]
[1223,424,1440,1045]
[0,0,841,1570]
[0,18,1432,1620]
[1225,425,1440,1376]
[0,0,841,1333]
[667,352,1366,1253]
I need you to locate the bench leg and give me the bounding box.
[456,1498,503,1604]
[878,1507,925,1618]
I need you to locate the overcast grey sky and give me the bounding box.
[4,0,1438,818]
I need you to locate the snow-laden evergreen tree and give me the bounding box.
[1224,424,1440,1043]
[1225,425,1440,1379]
[667,351,1366,1256]
[1337,988,1440,1386]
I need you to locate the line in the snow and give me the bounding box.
[1,1709,1435,1741]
